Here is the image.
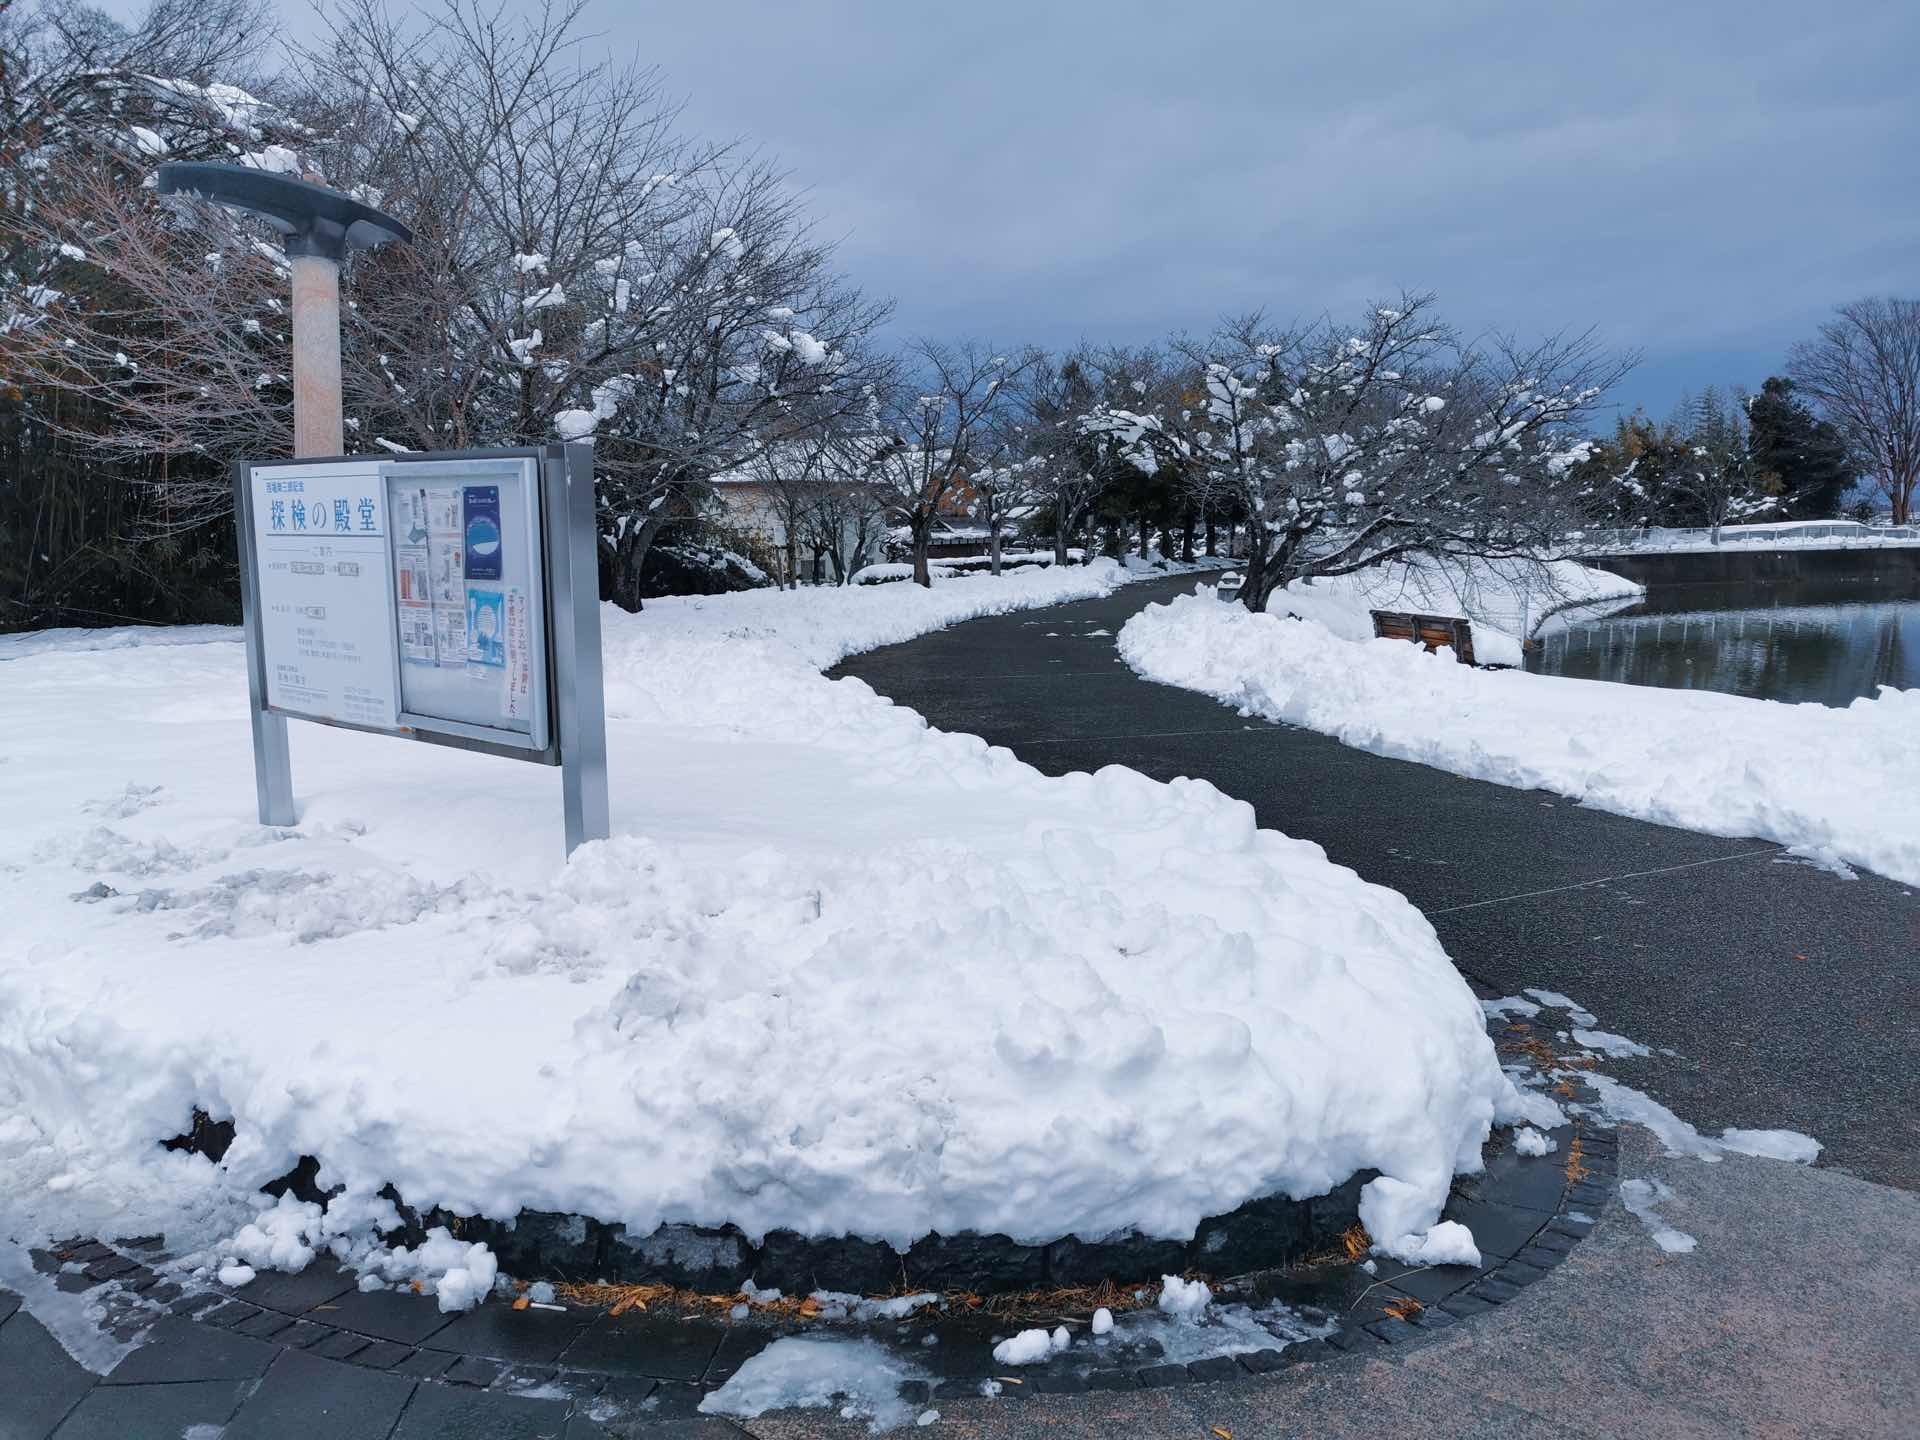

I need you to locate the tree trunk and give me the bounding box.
[1180,517,1194,562]
[989,520,1003,576]
[1138,514,1150,559]
[1205,511,1217,556]
[785,531,800,589]
[912,518,933,587]
[608,508,671,612]
[1054,508,1071,567]
[1239,529,1277,612]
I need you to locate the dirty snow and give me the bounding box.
[699,1335,927,1431]
[1156,1273,1213,1317]
[1103,1295,1338,1364]
[1617,1177,1697,1254]
[1118,586,1920,887]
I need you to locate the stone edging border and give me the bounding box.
[36,1016,1618,1422]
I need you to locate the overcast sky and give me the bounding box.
[253,1,1920,421]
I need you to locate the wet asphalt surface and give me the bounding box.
[833,574,1920,1193]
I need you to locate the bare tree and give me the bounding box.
[1085,294,1630,612]
[798,432,888,583]
[1788,298,1920,524]
[868,340,1033,586]
[5,0,889,607]
[733,428,837,588]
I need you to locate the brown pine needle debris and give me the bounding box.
[540,1276,1160,1328]
[1382,1295,1424,1321]
[1565,1136,1591,1184]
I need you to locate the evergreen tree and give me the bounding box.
[1745,376,1853,518]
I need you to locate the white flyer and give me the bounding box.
[250,464,400,730]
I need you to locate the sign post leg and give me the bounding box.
[548,444,610,854]
[234,460,296,825]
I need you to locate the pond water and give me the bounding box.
[1525,580,1920,706]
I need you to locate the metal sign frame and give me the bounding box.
[233,442,609,853]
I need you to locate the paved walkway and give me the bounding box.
[835,574,1920,1193]
[750,1130,1920,1439]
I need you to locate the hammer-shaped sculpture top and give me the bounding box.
[155,163,412,261]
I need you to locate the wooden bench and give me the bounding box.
[1370,609,1477,666]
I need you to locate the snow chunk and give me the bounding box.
[699,1336,926,1431]
[512,252,549,275]
[1157,1274,1212,1317]
[1376,1219,1481,1268]
[553,409,598,441]
[1482,995,1541,1020]
[1513,1127,1555,1157]
[1718,1128,1822,1164]
[217,1263,256,1287]
[1091,1306,1113,1336]
[240,145,300,175]
[991,1326,1066,1366]
[1523,990,1599,1027]
[788,331,830,366]
[1571,1028,1650,1059]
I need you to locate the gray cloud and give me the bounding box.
[245,0,1918,418]
[610,0,1918,417]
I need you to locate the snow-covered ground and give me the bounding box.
[1,561,1549,1330]
[1118,579,1920,887]
[1262,555,1642,666]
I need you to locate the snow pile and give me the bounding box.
[2,561,1543,1303]
[212,1191,499,1313]
[1118,589,1920,887]
[1266,555,1640,666]
[699,1336,927,1432]
[992,1326,1070,1366]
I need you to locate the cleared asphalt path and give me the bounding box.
[750,1131,1920,1439]
[834,574,1920,1193]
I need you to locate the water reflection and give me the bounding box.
[1526,580,1920,706]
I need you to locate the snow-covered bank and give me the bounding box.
[1118,589,1920,886]
[1265,555,1642,666]
[3,561,1544,1326]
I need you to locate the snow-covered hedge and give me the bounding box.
[1,559,1549,1313]
[1119,586,1920,886]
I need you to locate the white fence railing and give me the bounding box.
[1569,521,1920,554]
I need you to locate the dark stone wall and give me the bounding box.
[1590,545,1920,588]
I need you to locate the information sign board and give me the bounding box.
[235,445,607,854]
